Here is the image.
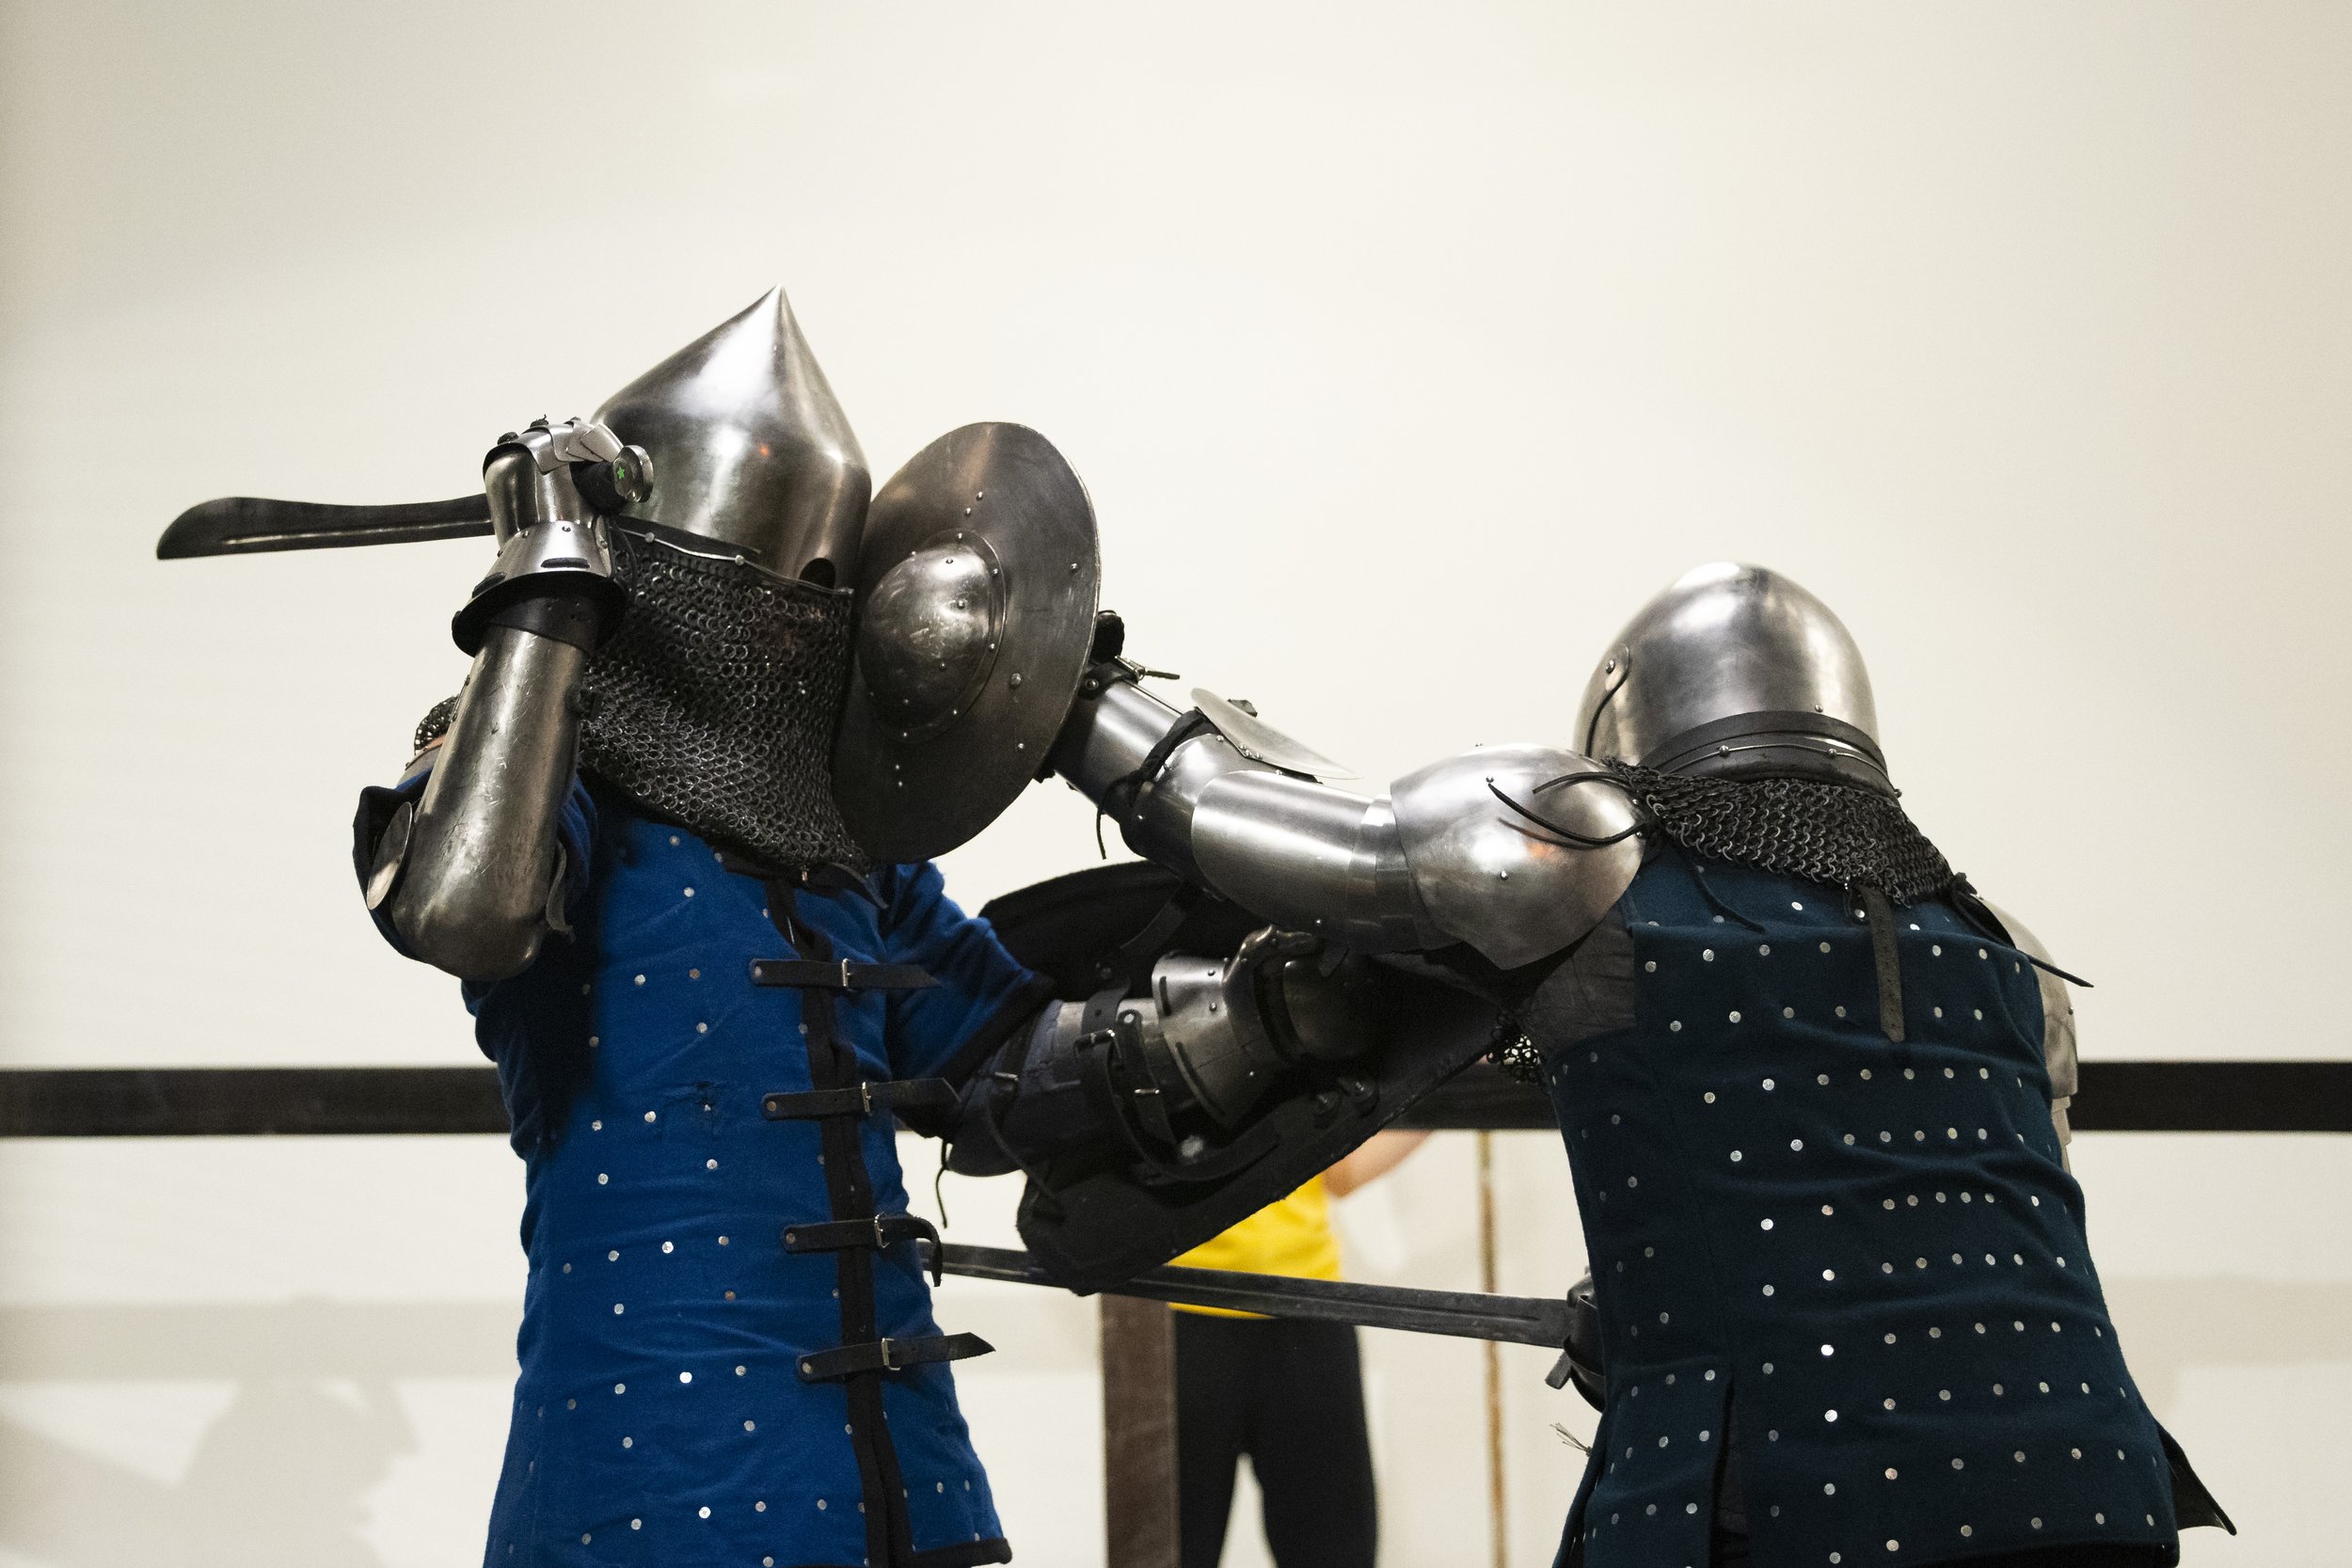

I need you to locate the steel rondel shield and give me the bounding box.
[832,423,1100,863]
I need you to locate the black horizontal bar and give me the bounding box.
[2062,1060,2352,1133]
[0,1067,509,1138]
[0,1060,2343,1139]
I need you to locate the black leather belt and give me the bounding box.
[781,1212,941,1256]
[750,958,939,991]
[761,1078,958,1121]
[795,1331,994,1384]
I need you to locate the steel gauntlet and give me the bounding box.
[946,928,1384,1180]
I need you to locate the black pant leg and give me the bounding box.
[1175,1313,1258,1568]
[1248,1321,1377,1568]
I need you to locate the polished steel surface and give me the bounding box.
[854,534,1004,744]
[384,625,588,980]
[1190,689,1358,780]
[833,423,1100,863]
[1049,674,1181,803]
[596,286,870,583]
[1188,770,1429,949]
[362,801,414,911]
[482,416,613,539]
[1049,676,1268,877]
[1390,745,1642,969]
[471,513,614,599]
[1574,562,1880,776]
[1151,938,1283,1128]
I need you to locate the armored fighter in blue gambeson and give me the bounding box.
[301,284,1482,1567]
[343,292,1096,1568]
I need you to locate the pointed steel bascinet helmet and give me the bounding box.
[152,284,871,572]
[1574,562,1890,790]
[596,286,871,585]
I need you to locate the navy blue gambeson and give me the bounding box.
[369,777,1043,1568]
[1541,848,2177,1568]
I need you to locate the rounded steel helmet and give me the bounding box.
[1573,562,1890,791]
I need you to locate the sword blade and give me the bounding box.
[157,494,493,559]
[937,1242,1574,1349]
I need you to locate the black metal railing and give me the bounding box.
[1,1060,2344,1138]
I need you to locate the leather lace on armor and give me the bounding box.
[1602,760,1955,907]
[579,532,867,873]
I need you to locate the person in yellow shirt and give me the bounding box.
[1171,1130,1428,1568]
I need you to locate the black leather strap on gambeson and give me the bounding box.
[762,877,915,1564]
[795,1331,995,1384]
[761,1079,959,1121]
[781,1212,942,1255]
[751,958,940,991]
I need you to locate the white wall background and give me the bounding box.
[0,2,2345,1563]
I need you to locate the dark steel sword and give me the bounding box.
[156,494,494,559]
[937,1241,1575,1349]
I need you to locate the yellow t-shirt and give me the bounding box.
[1168,1175,1341,1317]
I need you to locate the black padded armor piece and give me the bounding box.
[579,532,866,874]
[1601,760,1956,907]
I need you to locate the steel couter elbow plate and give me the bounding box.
[832,422,1100,864]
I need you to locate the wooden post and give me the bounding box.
[1479,1129,1508,1568]
[1101,1294,1182,1568]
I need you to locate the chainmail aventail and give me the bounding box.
[1601,760,1954,907]
[578,534,866,873]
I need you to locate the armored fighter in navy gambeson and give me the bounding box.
[948,562,2233,1568]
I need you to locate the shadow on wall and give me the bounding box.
[0,1301,510,1568]
[0,1379,413,1566]
[0,1281,2341,1564]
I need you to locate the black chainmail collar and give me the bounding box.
[1601,759,1955,907]
[576,532,867,875]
